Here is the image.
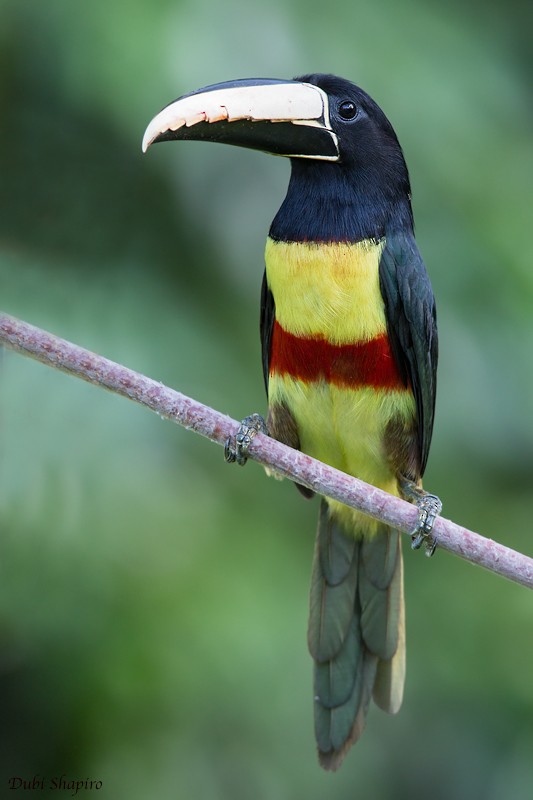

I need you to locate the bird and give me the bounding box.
[143,73,441,770]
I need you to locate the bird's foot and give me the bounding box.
[224,413,267,466]
[411,494,442,557]
[399,478,442,558]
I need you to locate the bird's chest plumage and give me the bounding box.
[265,237,415,492]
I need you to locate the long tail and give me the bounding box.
[308,499,405,770]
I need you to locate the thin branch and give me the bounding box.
[1,312,532,590]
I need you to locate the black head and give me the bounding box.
[270,73,413,243]
[299,74,408,173]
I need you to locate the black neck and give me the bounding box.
[269,159,413,244]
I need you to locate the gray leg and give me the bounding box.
[399,477,442,558]
[224,413,268,466]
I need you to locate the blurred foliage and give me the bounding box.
[1,0,532,798]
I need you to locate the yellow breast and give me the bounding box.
[264,237,387,343]
[264,236,415,525]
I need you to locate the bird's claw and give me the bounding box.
[410,493,442,557]
[224,413,267,466]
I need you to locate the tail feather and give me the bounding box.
[359,544,402,660]
[372,555,406,713]
[314,618,365,752]
[309,499,405,770]
[316,650,378,770]
[308,505,358,663]
[314,616,361,708]
[317,500,357,586]
[361,531,399,589]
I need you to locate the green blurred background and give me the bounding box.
[1,0,532,798]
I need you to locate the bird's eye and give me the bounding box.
[338,100,358,120]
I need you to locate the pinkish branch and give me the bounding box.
[1,312,532,590]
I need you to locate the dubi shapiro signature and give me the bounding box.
[8,775,103,796]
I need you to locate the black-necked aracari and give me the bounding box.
[143,74,441,771]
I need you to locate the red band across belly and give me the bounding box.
[269,320,406,390]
